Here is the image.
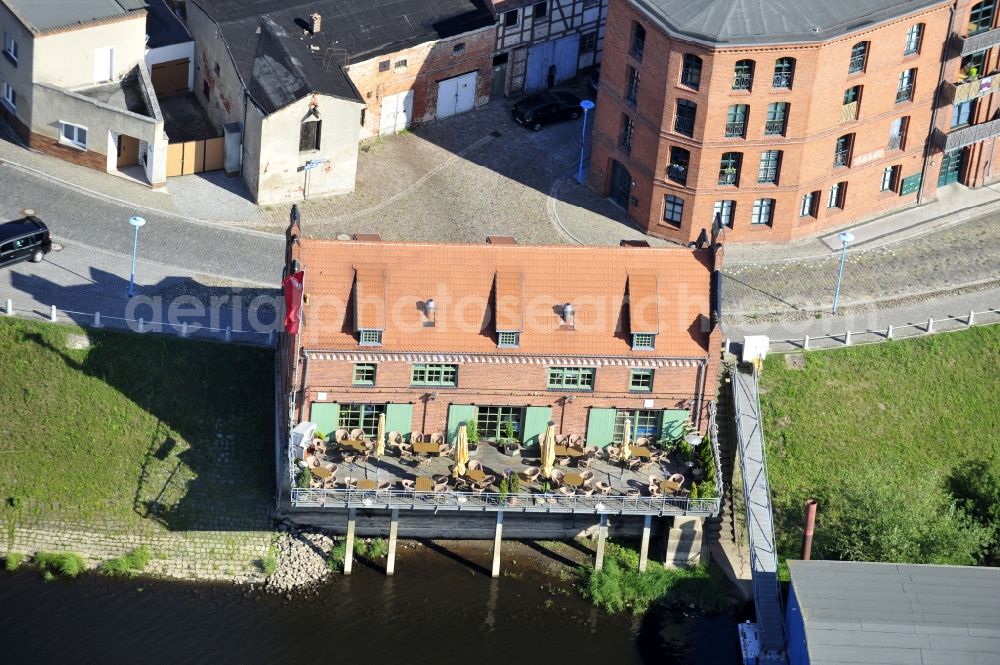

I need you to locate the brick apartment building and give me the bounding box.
[588,0,1000,243]
[280,237,722,451]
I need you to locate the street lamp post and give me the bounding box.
[127,216,146,298]
[831,231,855,314]
[576,99,596,184]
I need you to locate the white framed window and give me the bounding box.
[632,333,656,350]
[904,24,924,55]
[359,329,382,346]
[59,122,88,150]
[497,331,520,348]
[714,200,735,228]
[751,198,775,226]
[3,33,17,63]
[881,165,900,192]
[1,81,15,112]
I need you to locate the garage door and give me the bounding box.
[379,90,413,136]
[525,35,580,92]
[151,58,190,97]
[436,71,477,119]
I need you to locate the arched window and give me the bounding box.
[681,54,703,89]
[848,42,869,74]
[969,0,996,35]
[674,99,697,137]
[733,60,754,90]
[772,57,795,88]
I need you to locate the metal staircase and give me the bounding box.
[732,364,787,664]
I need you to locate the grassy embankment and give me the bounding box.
[760,325,1000,567]
[0,318,275,555]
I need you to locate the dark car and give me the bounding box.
[512,91,582,131]
[0,216,52,267]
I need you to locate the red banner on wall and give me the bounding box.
[282,271,305,334]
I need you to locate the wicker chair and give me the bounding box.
[518,467,541,484]
[334,429,349,442]
[468,460,483,472]
[595,481,613,496]
[377,481,393,492]
[432,481,449,493]
[578,483,595,496]
[550,469,566,487]
[410,432,424,443]
[635,437,651,447]
[648,483,662,498]
[438,444,454,457]
[349,428,365,442]
[401,479,416,492]
[557,486,575,496]
[606,447,621,463]
[579,470,595,483]
[664,473,685,495]
[648,474,665,487]
[557,456,571,467]
[432,474,450,485]
[555,434,569,445]
[342,477,359,490]
[430,432,445,445]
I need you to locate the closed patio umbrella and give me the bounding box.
[374,413,386,458]
[453,423,470,477]
[541,422,556,479]
[620,418,632,462]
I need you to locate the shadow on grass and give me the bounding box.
[6,319,276,533]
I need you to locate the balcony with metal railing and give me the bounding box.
[888,133,904,151]
[833,149,851,168]
[960,26,1000,56]
[896,85,914,103]
[840,101,859,122]
[772,72,792,89]
[848,54,866,73]
[948,72,999,105]
[942,116,1000,151]
[725,121,745,138]
[674,116,694,137]
[718,170,738,186]
[763,120,785,136]
[732,73,752,90]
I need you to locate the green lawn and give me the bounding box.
[760,325,1000,564]
[0,318,275,530]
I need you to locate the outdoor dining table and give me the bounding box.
[630,446,651,459]
[411,441,439,455]
[355,479,377,490]
[465,468,487,484]
[562,472,584,487]
[553,445,585,458]
[311,466,332,480]
[339,439,367,452]
[415,477,435,492]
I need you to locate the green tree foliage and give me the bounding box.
[948,458,1000,564]
[813,465,991,565]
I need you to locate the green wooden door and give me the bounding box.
[938,149,963,187]
[522,406,552,447]
[586,408,617,448]
[385,403,414,441]
[446,404,476,443]
[309,402,339,438]
[660,409,690,443]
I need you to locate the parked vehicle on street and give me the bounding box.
[0,216,52,267]
[512,91,583,131]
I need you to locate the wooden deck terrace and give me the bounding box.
[288,442,721,518]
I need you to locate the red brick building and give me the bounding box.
[281,237,722,450]
[588,0,1000,243]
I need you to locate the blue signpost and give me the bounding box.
[832,231,855,314]
[576,99,596,184]
[303,159,329,201]
[127,216,146,298]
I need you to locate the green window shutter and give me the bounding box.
[385,403,414,441]
[660,409,690,443]
[446,404,476,443]
[586,408,617,448]
[309,402,339,437]
[522,406,552,447]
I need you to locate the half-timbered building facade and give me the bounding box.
[491,0,607,96]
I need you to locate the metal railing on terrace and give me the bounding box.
[833,149,851,168]
[289,487,721,516]
[763,120,785,136]
[771,72,792,88]
[896,85,914,103]
[888,133,904,151]
[674,116,695,136]
[732,73,752,90]
[725,121,745,138]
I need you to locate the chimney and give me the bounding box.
[310,12,321,34]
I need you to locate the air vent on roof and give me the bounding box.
[311,12,322,35]
[486,235,517,245]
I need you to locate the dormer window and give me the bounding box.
[359,329,382,346]
[498,331,520,348]
[632,333,655,350]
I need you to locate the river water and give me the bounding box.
[0,551,745,665]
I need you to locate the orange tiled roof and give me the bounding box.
[295,240,713,358]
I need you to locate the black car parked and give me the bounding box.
[512,91,583,131]
[0,216,52,267]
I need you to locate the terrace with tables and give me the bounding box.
[289,425,721,517]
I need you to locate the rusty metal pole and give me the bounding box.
[802,499,818,560]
